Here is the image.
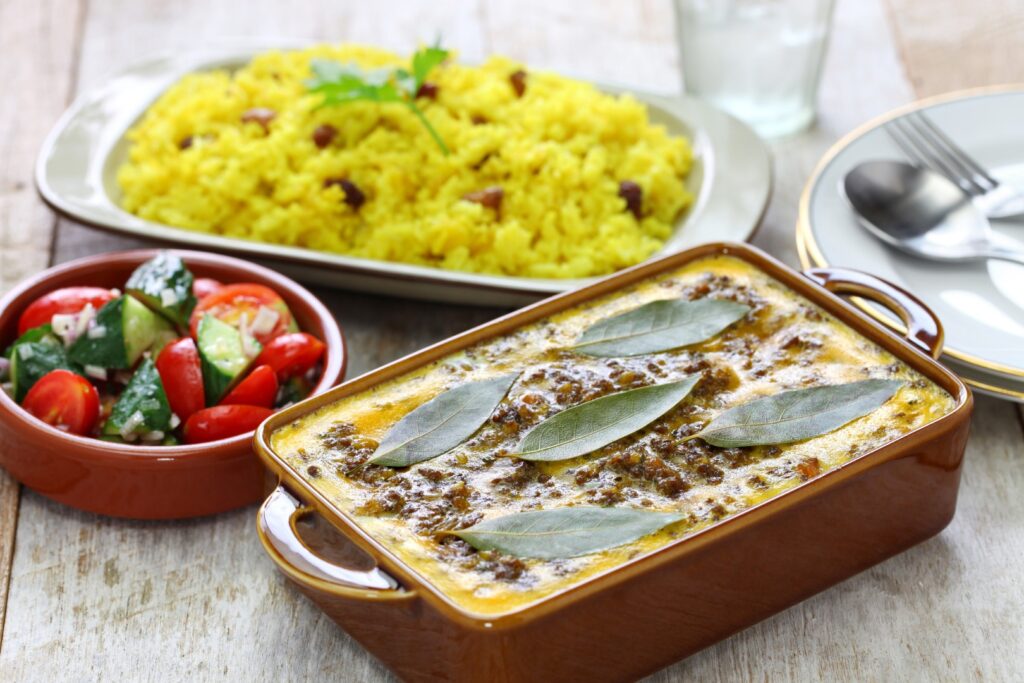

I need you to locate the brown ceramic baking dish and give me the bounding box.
[0,249,345,519]
[253,242,971,682]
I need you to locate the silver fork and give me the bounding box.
[885,110,1024,219]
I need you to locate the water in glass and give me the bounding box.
[675,0,834,137]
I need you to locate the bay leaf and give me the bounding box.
[369,372,518,467]
[515,375,700,462]
[451,506,685,559]
[693,378,903,447]
[572,298,750,357]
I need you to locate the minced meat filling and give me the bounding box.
[274,257,952,603]
[309,273,900,583]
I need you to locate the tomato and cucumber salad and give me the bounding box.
[1,252,326,444]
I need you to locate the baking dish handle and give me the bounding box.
[804,267,944,359]
[257,485,415,600]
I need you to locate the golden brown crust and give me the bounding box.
[272,255,954,615]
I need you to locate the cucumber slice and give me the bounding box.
[10,341,77,402]
[69,296,174,370]
[4,324,57,358]
[102,358,172,439]
[124,296,177,362]
[68,298,128,368]
[125,252,196,328]
[197,314,260,405]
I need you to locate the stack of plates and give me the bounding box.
[798,87,1024,402]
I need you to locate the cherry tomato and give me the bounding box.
[17,287,116,335]
[220,364,278,408]
[189,283,294,345]
[183,405,274,444]
[255,333,325,380]
[192,277,224,300]
[155,338,205,421]
[22,370,100,436]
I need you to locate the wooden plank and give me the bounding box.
[665,2,1024,677]
[480,0,914,269]
[0,0,86,647]
[485,1,1024,681]
[1,0,490,680]
[2,0,1023,681]
[885,0,1024,97]
[48,0,488,259]
[650,1,1014,677]
[0,0,83,292]
[754,0,917,267]
[0,473,17,648]
[883,0,1024,444]
[480,0,680,92]
[652,395,1024,682]
[663,3,1024,678]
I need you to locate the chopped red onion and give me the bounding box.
[84,365,108,380]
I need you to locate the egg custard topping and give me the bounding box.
[271,255,954,616]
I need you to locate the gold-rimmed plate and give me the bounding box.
[797,86,1024,401]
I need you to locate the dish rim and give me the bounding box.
[34,43,771,303]
[796,82,1024,386]
[254,241,972,630]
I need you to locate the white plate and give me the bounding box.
[941,357,1024,403]
[36,45,771,307]
[798,86,1024,400]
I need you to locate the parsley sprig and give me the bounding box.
[306,44,450,155]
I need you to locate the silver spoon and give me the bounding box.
[843,160,1024,266]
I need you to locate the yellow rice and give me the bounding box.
[117,46,694,279]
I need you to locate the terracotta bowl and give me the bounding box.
[0,249,345,519]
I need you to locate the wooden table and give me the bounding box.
[1,0,1022,679]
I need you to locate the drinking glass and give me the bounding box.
[674,0,835,137]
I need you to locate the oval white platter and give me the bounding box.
[37,44,771,307]
[798,86,1024,402]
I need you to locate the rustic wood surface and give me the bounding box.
[1,0,1022,680]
